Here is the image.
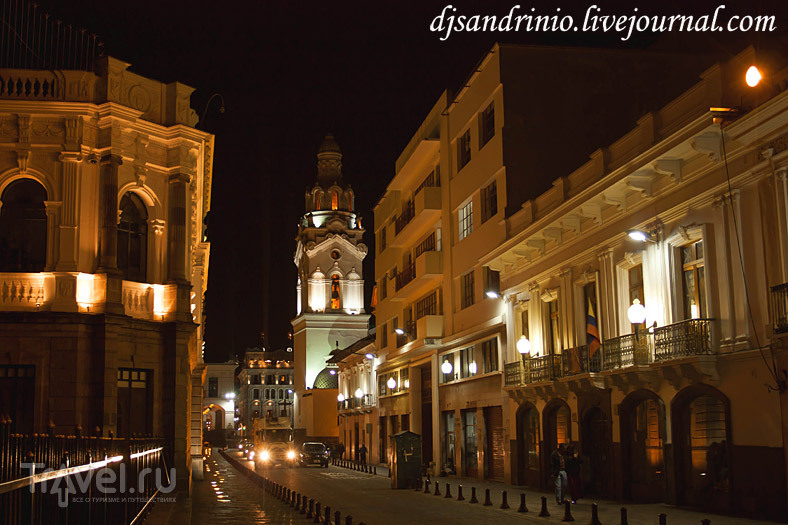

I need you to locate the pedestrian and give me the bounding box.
[337,442,346,460]
[359,443,368,465]
[565,444,583,504]
[551,443,567,504]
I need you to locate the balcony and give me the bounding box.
[771,282,788,333]
[560,345,601,376]
[416,314,444,339]
[654,319,713,361]
[390,186,441,248]
[337,393,375,413]
[391,251,442,300]
[601,334,651,369]
[504,361,523,387]
[0,272,48,310]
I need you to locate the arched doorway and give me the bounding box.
[620,390,665,502]
[581,406,611,495]
[672,385,731,512]
[0,178,47,272]
[516,403,541,487]
[543,400,571,487]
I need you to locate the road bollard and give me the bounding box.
[562,500,574,522]
[501,490,510,510]
[313,502,321,524]
[658,513,667,525]
[483,488,492,506]
[424,479,431,493]
[701,520,710,525]
[301,495,307,514]
[518,493,528,513]
[445,483,452,498]
[325,506,331,525]
[538,496,550,517]
[294,493,300,508]
[345,517,353,525]
[620,507,628,525]
[335,510,341,525]
[286,487,291,502]
[307,499,314,519]
[434,481,441,496]
[457,485,465,501]
[373,466,377,475]
[469,487,478,504]
[590,503,602,525]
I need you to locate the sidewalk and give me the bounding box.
[332,461,782,525]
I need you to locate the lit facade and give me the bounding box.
[481,46,788,519]
[0,56,214,491]
[291,134,370,442]
[203,360,238,435]
[237,348,294,433]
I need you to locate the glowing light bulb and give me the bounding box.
[746,65,762,87]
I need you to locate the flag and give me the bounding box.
[587,298,601,358]
[569,345,582,373]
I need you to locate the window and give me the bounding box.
[330,275,341,309]
[457,129,471,170]
[252,374,262,385]
[265,374,274,385]
[481,180,498,223]
[482,338,498,373]
[442,411,456,474]
[479,102,495,147]
[208,377,218,398]
[415,291,438,319]
[0,179,47,272]
[483,267,500,297]
[265,389,270,400]
[458,201,473,241]
[380,323,388,348]
[279,389,284,400]
[461,271,475,309]
[682,240,706,319]
[379,226,387,253]
[629,264,645,332]
[460,346,476,378]
[117,368,152,438]
[331,191,338,210]
[117,192,148,282]
[253,388,260,399]
[378,375,387,397]
[543,299,561,355]
[463,410,478,474]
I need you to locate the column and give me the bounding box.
[430,354,441,477]
[713,195,735,349]
[729,190,750,348]
[43,201,61,271]
[559,268,576,349]
[150,219,166,284]
[57,152,82,271]
[98,155,122,272]
[168,173,192,321]
[776,167,788,282]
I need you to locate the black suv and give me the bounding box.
[299,442,329,467]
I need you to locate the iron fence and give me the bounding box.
[395,263,415,291]
[0,418,170,524]
[654,318,713,361]
[602,333,651,369]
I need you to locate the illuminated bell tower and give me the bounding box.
[291,133,370,439]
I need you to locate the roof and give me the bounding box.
[327,334,376,364]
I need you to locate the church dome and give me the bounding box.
[313,367,339,389]
[348,267,361,280]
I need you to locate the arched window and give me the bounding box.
[117,192,148,282]
[331,275,341,309]
[278,389,284,400]
[0,179,47,272]
[265,389,270,400]
[331,191,338,210]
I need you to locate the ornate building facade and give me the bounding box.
[291,134,370,441]
[237,347,294,434]
[0,56,214,491]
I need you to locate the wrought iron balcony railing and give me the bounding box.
[602,333,651,370]
[337,394,375,411]
[504,361,523,387]
[394,200,415,235]
[560,345,601,376]
[527,355,562,383]
[771,282,788,334]
[653,318,713,361]
[395,263,416,291]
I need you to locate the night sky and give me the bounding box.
[34,0,786,361]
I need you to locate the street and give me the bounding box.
[207,450,781,525]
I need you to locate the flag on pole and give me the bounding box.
[587,298,601,357]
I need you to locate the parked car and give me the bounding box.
[299,442,329,468]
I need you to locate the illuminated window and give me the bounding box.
[118,192,148,282]
[458,201,473,241]
[682,240,706,319]
[0,179,47,272]
[331,275,341,309]
[331,191,338,210]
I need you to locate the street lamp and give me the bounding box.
[224,392,236,400]
[354,388,364,399]
[516,335,532,355]
[746,65,762,87]
[440,360,453,375]
[386,377,396,389]
[628,298,647,337]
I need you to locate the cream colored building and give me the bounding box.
[481,45,788,519]
[0,57,214,491]
[237,347,294,433]
[203,360,238,436]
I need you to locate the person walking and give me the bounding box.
[337,442,346,460]
[551,443,568,504]
[359,443,368,465]
[565,444,583,504]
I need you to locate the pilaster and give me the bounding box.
[57,151,83,271]
[43,201,61,271]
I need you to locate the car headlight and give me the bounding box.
[248,451,255,459]
[287,450,296,460]
[238,444,243,449]
[260,450,270,461]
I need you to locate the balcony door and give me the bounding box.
[516,404,540,487]
[621,391,665,502]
